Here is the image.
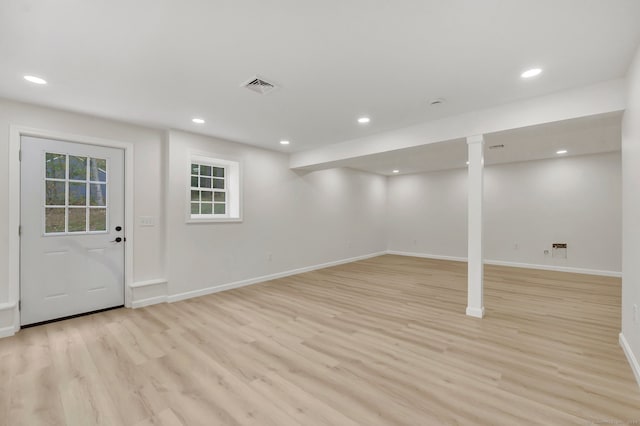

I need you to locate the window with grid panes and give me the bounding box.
[44,152,108,234]
[190,162,227,216]
[187,153,241,222]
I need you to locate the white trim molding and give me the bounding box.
[483,259,622,278]
[123,252,386,310]
[168,251,386,303]
[129,278,168,288]
[387,250,467,262]
[620,333,640,389]
[186,150,243,223]
[132,295,168,309]
[112,252,389,311]
[386,251,622,278]
[0,327,15,339]
[8,126,136,331]
[129,279,168,308]
[466,306,485,318]
[0,302,17,338]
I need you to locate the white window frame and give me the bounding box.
[186,152,242,223]
[42,151,110,236]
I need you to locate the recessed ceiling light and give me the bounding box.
[466,161,470,165]
[556,149,568,155]
[521,68,542,79]
[24,75,47,85]
[192,118,205,124]
[392,169,399,174]
[280,140,290,145]
[357,117,370,124]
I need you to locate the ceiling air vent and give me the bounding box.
[241,76,277,95]
[489,144,505,149]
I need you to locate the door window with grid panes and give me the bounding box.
[190,162,227,216]
[44,152,108,234]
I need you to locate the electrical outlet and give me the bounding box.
[544,249,550,255]
[514,243,519,250]
[267,253,272,262]
[552,243,568,259]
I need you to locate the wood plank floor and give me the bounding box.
[1,255,639,425]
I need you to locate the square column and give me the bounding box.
[466,134,485,318]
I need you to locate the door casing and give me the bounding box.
[9,126,135,332]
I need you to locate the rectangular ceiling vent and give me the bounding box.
[241,76,277,95]
[489,144,505,149]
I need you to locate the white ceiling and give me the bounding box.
[0,1,639,152]
[340,112,622,175]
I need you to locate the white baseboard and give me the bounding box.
[466,306,485,318]
[167,251,387,304]
[386,250,622,278]
[0,326,16,338]
[131,295,168,308]
[0,302,17,338]
[386,250,467,262]
[129,278,168,288]
[484,259,622,278]
[620,333,640,389]
[129,279,168,308]
[0,302,17,315]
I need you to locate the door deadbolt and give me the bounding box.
[115,226,122,232]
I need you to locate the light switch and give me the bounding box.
[139,216,155,227]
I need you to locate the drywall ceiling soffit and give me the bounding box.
[336,112,622,176]
[289,79,625,169]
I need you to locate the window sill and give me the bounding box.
[186,217,243,224]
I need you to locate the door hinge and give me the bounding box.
[18,150,21,162]
[18,225,21,236]
[18,300,21,310]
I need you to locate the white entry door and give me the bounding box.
[20,136,125,325]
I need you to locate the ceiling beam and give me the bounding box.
[290,78,627,170]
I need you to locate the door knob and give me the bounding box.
[115,226,122,232]
[111,237,123,243]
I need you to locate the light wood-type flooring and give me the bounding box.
[1,255,639,425]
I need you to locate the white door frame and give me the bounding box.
[9,126,135,332]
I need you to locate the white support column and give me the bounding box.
[466,134,485,318]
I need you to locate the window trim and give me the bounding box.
[186,152,242,223]
[190,163,228,218]
[42,151,110,236]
